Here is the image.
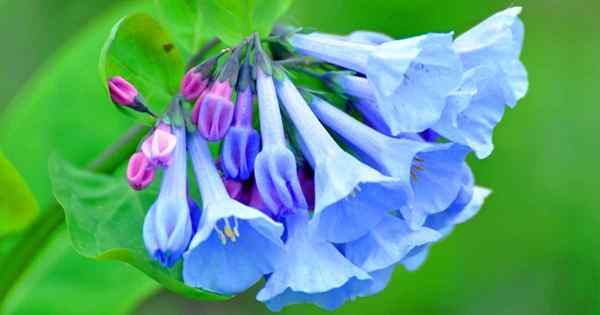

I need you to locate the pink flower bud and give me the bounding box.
[108,76,139,106]
[127,152,155,190]
[193,81,234,141]
[181,68,209,101]
[141,123,177,167]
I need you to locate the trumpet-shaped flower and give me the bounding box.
[276,75,410,243]
[183,132,285,295]
[254,68,308,219]
[257,211,372,311]
[309,96,469,228]
[289,32,463,132]
[142,126,193,267]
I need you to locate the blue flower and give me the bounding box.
[308,96,469,229]
[143,126,194,268]
[256,211,372,311]
[275,75,411,243]
[183,132,285,295]
[254,67,308,219]
[401,165,491,271]
[453,7,528,102]
[289,32,463,133]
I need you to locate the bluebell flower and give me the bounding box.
[257,211,372,311]
[254,67,308,219]
[401,165,491,271]
[289,32,463,132]
[143,125,193,268]
[453,7,528,102]
[183,132,285,295]
[308,96,469,229]
[275,75,411,243]
[221,57,261,180]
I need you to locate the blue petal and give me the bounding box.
[366,33,463,132]
[453,7,528,102]
[221,126,261,180]
[184,218,284,295]
[434,65,513,159]
[347,31,394,45]
[257,212,372,311]
[401,246,430,272]
[311,151,411,243]
[343,214,441,272]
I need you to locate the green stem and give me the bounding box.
[0,124,149,310]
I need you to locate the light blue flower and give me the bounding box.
[256,211,372,311]
[308,96,469,229]
[453,7,527,102]
[275,75,411,243]
[143,126,193,268]
[254,67,308,219]
[289,32,463,133]
[183,132,285,295]
[401,165,491,271]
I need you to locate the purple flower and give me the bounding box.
[107,76,154,116]
[192,80,235,141]
[141,123,177,167]
[126,152,155,191]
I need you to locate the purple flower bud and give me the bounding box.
[192,81,234,141]
[221,88,261,180]
[141,123,177,167]
[126,152,155,190]
[108,76,139,106]
[181,68,209,101]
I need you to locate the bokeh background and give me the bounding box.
[0,0,598,314]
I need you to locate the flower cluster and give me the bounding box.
[107,7,527,311]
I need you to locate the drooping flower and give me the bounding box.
[275,74,411,243]
[221,57,261,180]
[141,122,177,167]
[183,132,285,295]
[126,152,155,191]
[308,95,469,228]
[253,62,307,219]
[257,210,372,311]
[142,126,193,267]
[288,32,463,133]
[401,165,491,271]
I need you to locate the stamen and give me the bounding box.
[214,224,227,245]
[223,218,237,242]
[233,217,240,237]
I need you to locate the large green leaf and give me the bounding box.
[100,12,185,117]
[196,0,293,45]
[154,0,205,60]
[0,2,162,314]
[49,155,230,301]
[0,152,38,237]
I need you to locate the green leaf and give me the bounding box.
[49,155,230,301]
[100,12,185,117]
[154,0,205,60]
[196,0,293,46]
[0,151,38,237]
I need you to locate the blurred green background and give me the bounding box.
[0,0,598,314]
